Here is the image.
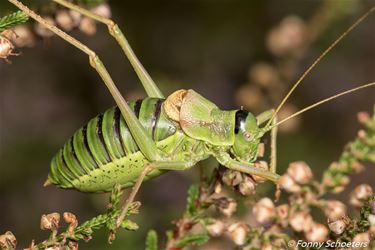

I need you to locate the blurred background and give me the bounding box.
[0,0,374,249]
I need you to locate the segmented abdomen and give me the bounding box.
[48,98,176,189]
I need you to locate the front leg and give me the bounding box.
[257,109,277,173]
[215,152,280,183]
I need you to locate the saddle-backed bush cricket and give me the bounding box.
[6,0,375,231]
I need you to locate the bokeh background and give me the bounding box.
[0,0,374,249]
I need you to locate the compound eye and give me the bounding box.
[243,132,253,141]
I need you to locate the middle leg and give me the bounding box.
[116,161,193,228]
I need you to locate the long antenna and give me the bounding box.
[266,82,375,130]
[265,6,375,128]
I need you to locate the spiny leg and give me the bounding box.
[270,114,277,173]
[216,152,280,183]
[116,161,193,229]
[257,109,277,173]
[116,164,154,228]
[8,0,161,161]
[53,0,164,98]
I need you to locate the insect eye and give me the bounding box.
[243,132,253,141]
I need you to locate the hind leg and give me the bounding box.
[53,0,163,98]
[9,0,161,162]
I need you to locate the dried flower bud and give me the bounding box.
[69,10,82,27]
[305,223,328,242]
[56,10,75,32]
[289,211,313,232]
[215,198,237,217]
[327,215,350,235]
[11,25,35,48]
[68,241,79,250]
[351,161,364,173]
[207,220,225,237]
[340,176,350,186]
[63,212,78,233]
[214,182,222,194]
[357,129,367,140]
[249,63,279,88]
[350,184,373,208]
[357,111,370,124]
[287,161,313,184]
[332,185,345,193]
[278,174,301,193]
[252,198,276,224]
[260,243,273,250]
[222,170,242,187]
[257,143,265,157]
[40,213,60,231]
[0,231,17,250]
[91,3,112,19]
[239,175,256,196]
[35,16,55,38]
[266,16,307,57]
[352,232,370,249]
[324,200,347,221]
[0,36,14,60]
[79,17,97,36]
[252,161,269,183]
[227,223,248,246]
[276,204,289,220]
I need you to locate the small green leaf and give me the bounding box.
[109,184,123,209]
[186,184,199,217]
[121,219,139,231]
[0,11,29,33]
[145,230,158,250]
[174,233,210,248]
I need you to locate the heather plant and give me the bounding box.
[0,1,374,249]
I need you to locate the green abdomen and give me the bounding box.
[48,98,177,192]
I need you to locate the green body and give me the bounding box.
[48,90,272,192]
[48,97,209,192]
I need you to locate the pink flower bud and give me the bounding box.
[227,223,248,246]
[55,10,75,32]
[305,223,329,242]
[40,213,60,231]
[287,161,313,184]
[239,176,256,196]
[289,211,313,232]
[278,174,301,193]
[207,220,225,237]
[252,198,276,224]
[0,231,17,250]
[252,161,269,183]
[0,36,15,60]
[324,200,347,221]
[352,232,370,249]
[350,184,373,208]
[327,215,350,235]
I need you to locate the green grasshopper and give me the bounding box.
[8,0,375,228]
